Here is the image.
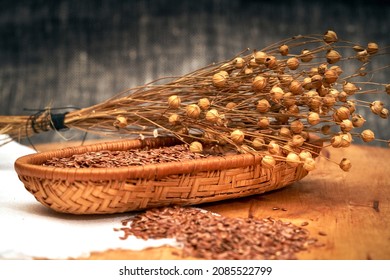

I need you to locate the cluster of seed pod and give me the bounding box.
[155,30,389,172]
[104,30,390,173]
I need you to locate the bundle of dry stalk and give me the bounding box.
[1,30,389,172]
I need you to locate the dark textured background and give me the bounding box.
[0,0,389,146]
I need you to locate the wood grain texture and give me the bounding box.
[35,141,390,260]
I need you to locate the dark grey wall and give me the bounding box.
[1,0,389,146]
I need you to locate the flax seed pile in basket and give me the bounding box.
[42,144,218,168]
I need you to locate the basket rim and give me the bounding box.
[14,136,322,182]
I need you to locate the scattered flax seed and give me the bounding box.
[301,221,309,227]
[115,206,319,260]
[272,207,280,210]
[318,231,327,236]
[281,208,288,211]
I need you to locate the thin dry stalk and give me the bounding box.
[1,30,389,172]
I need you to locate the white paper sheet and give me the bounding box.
[0,135,179,259]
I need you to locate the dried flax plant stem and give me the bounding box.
[1,30,389,172]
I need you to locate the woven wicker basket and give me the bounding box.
[14,137,321,214]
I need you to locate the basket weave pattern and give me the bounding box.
[15,137,316,214]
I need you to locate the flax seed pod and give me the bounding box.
[341,133,353,147]
[334,134,348,146]
[361,129,375,142]
[279,127,292,138]
[385,84,390,95]
[335,106,350,121]
[287,57,300,70]
[309,67,319,77]
[268,141,281,155]
[340,119,353,132]
[190,141,203,153]
[249,58,259,68]
[254,51,268,64]
[282,92,296,107]
[339,135,351,147]
[281,144,295,156]
[307,90,319,100]
[113,116,128,128]
[343,82,359,95]
[168,113,180,125]
[357,50,369,62]
[205,109,220,123]
[290,120,304,134]
[303,157,316,171]
[328,88,339,99]
[317,86,329,97]
[323,30,338,43]
[339,158,352,172]
[220,63,233,73]
[287,104,300,114]
[258,117,270,129]
[367,42,379,55]
[307,112,320,125]
[318,63,328,75]
[324,69,338,84]
[299,150,313,161]
[234,57,245,68]
[290,134,305,147]
[353,45,365,52]
[322,95,336,107]
[168,95,181,109]
[252,75,267,91]
[300,49,314,62]
[270,86,284,102]
[351,114,366,127]
[212,71,229,88]
[300,130,309,141]
[244,67,253,75]
[230,129,245,145]
[370,101,384,115]
[279,44,289,56]
[308,97,321,112]
[380,108,389,119]
[338,91,348,103]
[275,114,289,125]
[310,74,323,89]
[302,77,313,90]
[289,80,304,95]
[198,98,211,111]
[262,155,276,168]
[186,104,201,119]
[265,56,277,69]
[346,100,356,114]
[286,152,301,167]
[331,135,343,148]
[329,65,343,76]
[226,102,237,110]
[257,99,271,113]
[279,74,294,86]
[252,137,265,150]
[326,49,342,64]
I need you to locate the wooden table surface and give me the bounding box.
[34,141,390,260]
